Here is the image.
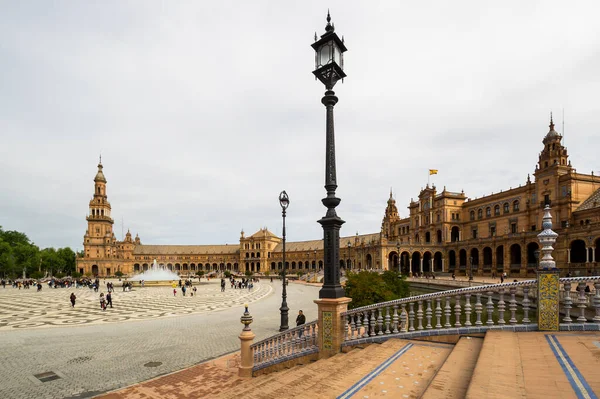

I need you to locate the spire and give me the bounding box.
[549,112,554,130]
[325,10,334,33]
[390,187,393,199]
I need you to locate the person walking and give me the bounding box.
[106,292,113,308]
[296,310,306,337]
[99,293,106,311]
[70,292,76,307]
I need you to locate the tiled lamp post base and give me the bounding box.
[315,297,352,359]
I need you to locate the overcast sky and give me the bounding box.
[1,1,599,251]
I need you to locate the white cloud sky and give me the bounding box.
[1,0,599,250]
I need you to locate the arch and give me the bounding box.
[92,265,99,276]
[477,209,483,219]
[526,242,540,267]
[182,263,188,271]
[570,239,586,263]
[212,263,218,271]
[459,249,467,270]
[486,207,491,217]
[451,226,460,242]
[227,263,232,270]
[513,200,520,212]
[257,252,260,258]
[510,244,522,271]
[167,263,173,271]
[470,210,475,220]
[411,252,421,274]
[494,205,500,216]
[204,263,210,270]
[496,245,504,271]
[503,202,509,213]
[278,262,283,270]
[448,250,456,269]
[595,238,600,267]
[175,263,181,271]
[415,234,420,243]
[400,251,410,274]
[434,251,443,272]
[190,264,196,271]
[469,248,479,267]
[425,232,431,243]
[142,263,149,271]
[483,247,493,268]
[246,252,249,258]
[312,260,316,270]
[319,260,324,269]
[234,263,239,271]
[298,261,303,269]
[436,230,442,243]
[365,254,372,269]
[134,263,140,272]
[388,251,399,271]
[219,263,225,271]
[271,262,276,271]
[251,252,255,258]
[423,251,432,272]
[339,259,345,269]
[245,262,250,272]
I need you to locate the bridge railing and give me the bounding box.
[341,276,600,345]
[250,320,318,371]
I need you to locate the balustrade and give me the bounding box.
[341,277,600,345]
[250,321,318,370]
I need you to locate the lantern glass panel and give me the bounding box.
[332,43,342,67]
[318,42,332,67]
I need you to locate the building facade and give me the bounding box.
[77,119,600,277]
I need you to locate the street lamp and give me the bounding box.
[279,190,290,332]
[347,242,351,271]
[313,12,347,299]
[396,242,401,273]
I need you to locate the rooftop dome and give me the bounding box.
[543,114,561,143]
[94,162,107,183]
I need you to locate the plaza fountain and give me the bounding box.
[128,259,182,286]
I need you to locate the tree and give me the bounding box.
[264,271,270,277]
[344,271,409,309]
[245,270,253,277]
[196,270,205,278]
[115,271,124,278]
[224,270,232,278]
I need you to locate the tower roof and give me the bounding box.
[94,161,107,183]
[543,113,561,143]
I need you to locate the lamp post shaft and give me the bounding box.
[279,207,289,331]
[318,89,345,299]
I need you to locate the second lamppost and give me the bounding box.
[279,190,290,331]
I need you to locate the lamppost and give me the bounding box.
[312,12,347,299]
[279,190,290,332]
[396,242,401,273]
[347,242,351,271]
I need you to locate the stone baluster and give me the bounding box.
[417,301,424,330]
[377,308,384,335]
[454,294,462,327]
[435,298,442,329]
[486,291,494,326]
[509,287,517,324]
[400,304,408,332]
[349,314,355,340]
[464,294,472,326]
[355,313,362,338]
[392,304,399,333]
[409,302,416,332]
[370,309,376,336]
[362,311,369,338]
[290,331,296,355]
[344,316,349,340]
[498,288,506,325]
[594,282,600,323]
[426,299,433,329]
[385,306,391,334]
[475,293,483,326]
[444,296,452,328]
[577,282,588,323]
[312,323,317,346]
[522,287,530,324]
[563,282,572,323]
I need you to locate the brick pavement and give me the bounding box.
[0,281,321,399]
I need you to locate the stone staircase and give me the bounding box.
[216,338,455,398]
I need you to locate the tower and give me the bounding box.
[381,190,400,238]
[81,158,118,275]
[536,114,571,174]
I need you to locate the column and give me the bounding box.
[441,258,445,272]
[586,247,590,263]
[419,258,423,274]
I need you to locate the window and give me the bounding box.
[511,223,517,233]
[486,207,491,217]
[436,213,440,222]
[544,194,550,205]
[494,205,500,216]
[470,211,475,221]
[426,216,430,224]
[477,209,483,219]
[531,225,536,231]
[504,203,509,213]
[472,228,478,239]
[513,200,520,212]
[452,213,455,220]
[490,226,496,236]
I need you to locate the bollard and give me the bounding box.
[238,304,255,377]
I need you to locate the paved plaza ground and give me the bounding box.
[0,279,322,399]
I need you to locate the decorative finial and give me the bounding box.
[390,187,393,198]
[99,153,102,165]
[314,32,317,41]
[549,112,554,130]
[240,304,253,331]
[325,10,333,32]
[537,205,558,270]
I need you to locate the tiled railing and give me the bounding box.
[250,320,318,371]
[341,276,600,346]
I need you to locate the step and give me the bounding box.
[217,340,414,398]
[421,336,483,399]
[465,331,527,399]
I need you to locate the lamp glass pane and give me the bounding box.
[332,43,341,67]
[319,42,332,67]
